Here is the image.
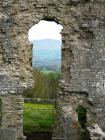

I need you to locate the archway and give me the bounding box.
[29,20,63,71]
[0,1,102,140]
[23,20,63,139]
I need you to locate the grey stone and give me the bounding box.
[0,128,17,140]
[0,0,105,140]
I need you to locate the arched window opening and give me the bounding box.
[76,106,91,140]
[23,20,63,138]
[29,20,63,72]
[25,20,63,99]
[76,105,87,128]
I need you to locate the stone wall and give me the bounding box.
[1,95,24,138]
[0,128,17,140]
[0,0,105,140]
[0,95,26,139]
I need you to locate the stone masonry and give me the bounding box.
[0,0,105,140]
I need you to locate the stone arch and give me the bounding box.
[0,1,105,140]
[25,14,71,83]
[76,105,87,128]
[28,17,63,69]
[27,17,63,69]
[16,14,65,79]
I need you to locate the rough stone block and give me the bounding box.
[0,128,17,140]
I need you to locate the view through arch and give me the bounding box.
[23,20,63,139]
[29,20,63,72]
[25,20,63,99]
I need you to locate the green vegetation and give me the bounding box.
[23,103,55,132]
[76,106,87,128]
[23,69,59,132]
[24,69,60,99]
[24,103,54,109]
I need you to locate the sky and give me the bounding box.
[28,20,63,41]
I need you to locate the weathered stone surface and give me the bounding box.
[0,0,105,140]
[1,95,25,139]
[0,128,17,140]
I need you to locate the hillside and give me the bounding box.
[31,39,62,71]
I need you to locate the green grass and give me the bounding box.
[23,103,55,133]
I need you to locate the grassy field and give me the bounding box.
[23,103,55,133]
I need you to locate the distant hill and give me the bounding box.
[31,39,62,71]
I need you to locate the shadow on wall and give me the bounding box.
[24,131,52,140]
[0,98,2,126]
[76,105,87,129]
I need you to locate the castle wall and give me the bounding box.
[0,0,105,139]
[1,95,24,138]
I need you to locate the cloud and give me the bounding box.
[28,20,63,41]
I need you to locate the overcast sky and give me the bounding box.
[28,20,63,41]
